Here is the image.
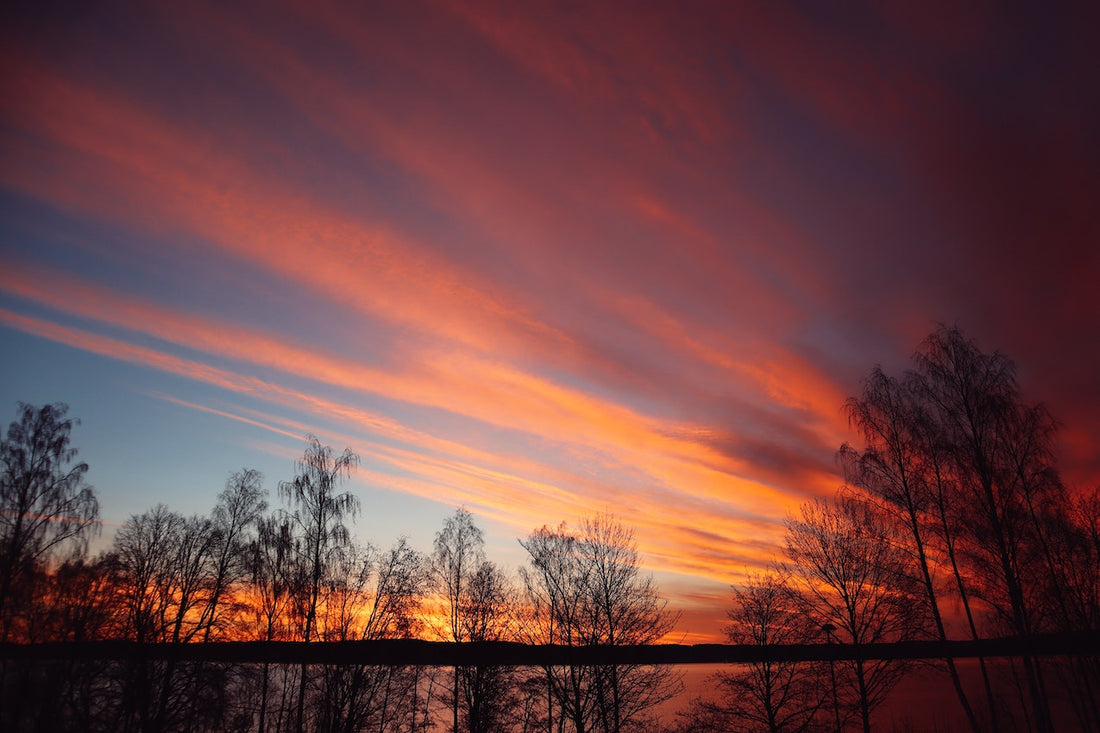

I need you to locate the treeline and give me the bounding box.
[8,633,1097,667]
[672,327,1100,733]
[0,408,677,732]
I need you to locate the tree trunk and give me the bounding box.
[905,504,981,733]
[854,656,871,733]
[258,660,270,733]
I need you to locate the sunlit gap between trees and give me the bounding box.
[1,326,1097,733]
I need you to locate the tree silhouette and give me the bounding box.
[200,469,266,642]
[315,538,427,732]
[110,504,238,731]
[432,507,486,733]
[832,325,1100,731]
[912,326,1061,731]
[279,436,360,733]
[520,514,680,733]
[669,571,832,733]
[783,495,924,733]
[1054,487,1100,727]
[0,402,98,640]
[247,513,294,732]
[719,572,827,732]
[459,560,517,733]
[519,522,586,732]
[842,367,982,732]
[4,364,1098,731]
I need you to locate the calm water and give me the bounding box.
[662,658,1084,732]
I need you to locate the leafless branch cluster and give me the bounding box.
[519,515,681,733]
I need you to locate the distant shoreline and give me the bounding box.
[4,630,1096,666]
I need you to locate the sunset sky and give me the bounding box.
[2,1,1098,642]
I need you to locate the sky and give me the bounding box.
[2,0,1098,643]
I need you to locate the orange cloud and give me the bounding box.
[0,9,890,640]
[0,301,796,594]
[1,53,573,367]
[1,263,838,511]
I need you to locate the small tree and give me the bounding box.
[520,514,680,733]
[0,402,98,638]
[248,514,295,732]
[783,495,924,733]
[519,523,589,732]
[580,514,680,733]
[200,469,266,641]
[432,508,486,733]
[279,435,360,733]
[460,560,516,733]
[315,539,427,732]
[719,572,827,732]
[111,504,228,731]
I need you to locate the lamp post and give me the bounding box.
[821,623,842,732]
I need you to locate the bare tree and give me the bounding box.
[199,469,266,641]
[520,514,680,733]
[459,560,517,733]
[912,326,1059,731]
[279,435,360,733]
[1,554,116,732]
[783,495,924,733]
[432,507,486,733]
[836,326,1100,731]
[910,383,1003,728]
[0,402,98,639]
[315,538,427,733]
[519,522,591,732]
[842,367,982,732]
[167,471,267,733]
[35,556,114,643]
[1051,487,1100,729]
[108,506,187,731]
[110,505,229,732]
[1061,487,1100,632]
[667,572,829,733]
[580,515,680,733]
[717,571,827,732]
[247,514,295,733]
[113,505,187,645]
